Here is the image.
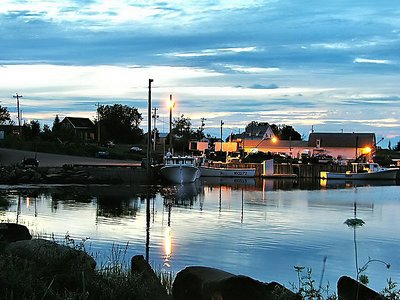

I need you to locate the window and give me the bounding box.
[316,139,321,148]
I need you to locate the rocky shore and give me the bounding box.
[0,223,390,300]
[0,165,123,184]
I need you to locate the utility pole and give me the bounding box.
[169,94,174,154]
[13,93,22,137]
[95,102,101,143]
[147,79,153,174]
[220,120,224,153]
[152,107,159,151]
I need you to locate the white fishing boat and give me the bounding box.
[160,155,200,184]
[199,165,256,178]
[320,162,399,180]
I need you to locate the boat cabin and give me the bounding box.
[164,156,197,167]
[351,162,380,174]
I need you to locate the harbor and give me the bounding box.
[1,179,399,294]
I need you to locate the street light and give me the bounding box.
[220,120,224,153]
[147,79,153,174]
[168,94,174,154]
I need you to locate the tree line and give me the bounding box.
[1,104,398,151]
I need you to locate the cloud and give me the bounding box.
[353,58,393,64]
[248,83,279,89]
[224,65,279,74]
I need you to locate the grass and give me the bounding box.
[0,234,171,300]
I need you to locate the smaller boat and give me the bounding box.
[160,155,200,184]
[199,165,256,178]
[320,162,399,180]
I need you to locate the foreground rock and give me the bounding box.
[172,266,299,300]
[3,238,96,291]
[338,276,386,300]
[131,255,170,300]
[0,222,32,242]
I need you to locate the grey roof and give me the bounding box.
[62,117,94,129]
[308,133,376,148]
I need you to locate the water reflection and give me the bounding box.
[160,182,202,207]
[1,179,399,291]
[320,178,399,189]
[163,226,172,268]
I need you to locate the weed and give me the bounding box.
[292,266,337,300]
[381,278,400,300]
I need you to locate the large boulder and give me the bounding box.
[337,276,386,300]
[4,238,96,290]
[131,255,169,299]
[0,223,32,242]
[172,266,298,300]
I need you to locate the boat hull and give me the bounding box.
[321,169,398,180]
[199,166,256,178]
[160,165,199,184]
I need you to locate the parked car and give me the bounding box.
[130,146,142,153]
[22,157,39,167]
[95,151,109,158]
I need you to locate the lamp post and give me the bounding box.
[169,94,174,154]
[147,79,153,174]
[220,120,224,152]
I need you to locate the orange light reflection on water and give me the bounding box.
[163,226,172,268]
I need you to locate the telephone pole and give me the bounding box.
[169,94,174,154]
[95,102,101,143]
[13,93,22,137]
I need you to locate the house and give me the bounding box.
[229,126,376,160]
[0,124,20,138]
[308,132,376,160]
[231,122,276,141]
[240,138,309,158]
[60,117,95,141]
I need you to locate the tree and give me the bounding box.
[169,114,200,152]
[97,104,143,143]
[0,106,11,124]
[276,124,302,140]
[395,141,400,151]
[52,115,61,132]
[22,120,41,139]
[40,124,53,141]
[245,122,302,140]
[194,117,206,141]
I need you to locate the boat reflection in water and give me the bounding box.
[159,181,203,269]
[320,178,399,189]
[201,176,257,189]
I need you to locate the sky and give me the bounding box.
[0,0,399,146]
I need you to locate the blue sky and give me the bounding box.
[0,0,399,146]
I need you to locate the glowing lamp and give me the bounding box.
[363,146,372,154]
[168,95,175,109]
[271,137,277,143]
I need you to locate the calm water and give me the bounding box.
[1,178,399,292]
